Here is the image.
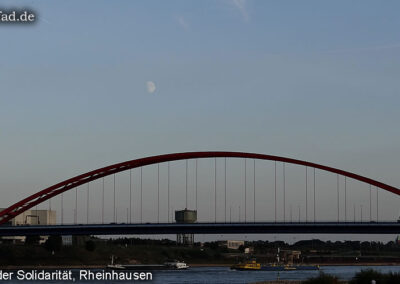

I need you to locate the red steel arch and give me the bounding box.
[1,151,399,225]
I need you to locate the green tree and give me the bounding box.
[25,235,41,245]
[85,240,96,252]
[44,235,62,251]
[349,269,382,284]
[302,273,339,284]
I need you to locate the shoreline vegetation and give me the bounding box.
[253,269,400,284]
[0,236,399,268]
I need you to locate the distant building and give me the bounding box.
[0,208,56,226]
[280,250,301,264]
[175,209,197,246]
[0,208,56,244]
[62,235,73,246]
[244,247,254,254]
[61,235,90,247]
[226,240,245,250]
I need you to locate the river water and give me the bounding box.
[1,266,400,283]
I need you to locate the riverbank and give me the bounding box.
[252,281,348,284]
[190,262,400,267]
[1,237,399,268]
[1,262,399,269]
[252,281,303,284]
[0,265,105,269]
[318,262,400,266]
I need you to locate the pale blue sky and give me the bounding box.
[1,1,400,240]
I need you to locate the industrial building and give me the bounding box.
[175,209,197,246]
[0,208,56,243]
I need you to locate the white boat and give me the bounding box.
[107,263,125,270]
[163,259,189,269]
[107,255,126,270]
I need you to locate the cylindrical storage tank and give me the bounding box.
[175,209,197,223]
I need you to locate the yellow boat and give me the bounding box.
[230,260,261,270]
[231,260,319,271]
[231,248,319,271]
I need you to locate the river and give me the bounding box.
[1,266,400,283]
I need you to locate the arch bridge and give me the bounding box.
[1,152,399,235]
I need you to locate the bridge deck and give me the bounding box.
[1,222,399,236]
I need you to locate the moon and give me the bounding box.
[146,81,156,94]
